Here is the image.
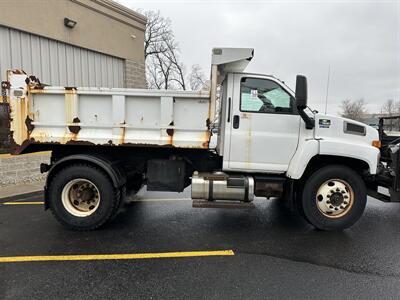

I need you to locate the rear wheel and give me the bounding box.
[48,164,119,230]
[301,165,367,231]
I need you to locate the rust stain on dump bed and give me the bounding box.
[65,87,77,93]
[25,76,43,89]
[166,121,175,146]
[12,93,31,147]
[166,121,174,137]
[202,130,210,148]
[25,116,34,134]
[119,121,126,145]
[68,117,81,134]
[65,89,79,141]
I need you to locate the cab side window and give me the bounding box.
[240,77,294,114]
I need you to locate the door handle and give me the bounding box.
[233,115,240,129]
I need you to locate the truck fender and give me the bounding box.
[286,139,380,180]
[318,139,379,175]
[286,139,319,179]
[43,154,126,209]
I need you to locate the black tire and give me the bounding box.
[301,165,367,231]
[109,175,143,222]
[48,164,119,231]
[108,185,125,222]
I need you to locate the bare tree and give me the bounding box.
[396,100,400,115]
[188,64,207,90]
[141,10,173,60]
[165,41,186,90]
[340,99,367,121]
[146,54,169,89]
[382,99,396,116]
[141,10,186,90]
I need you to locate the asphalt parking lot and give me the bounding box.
[1,189,400,299]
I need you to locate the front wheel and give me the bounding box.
[301,165,367,231]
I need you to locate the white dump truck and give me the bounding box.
[1,48,399,231]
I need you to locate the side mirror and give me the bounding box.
[295,75,314,129]
[295,75,308,110]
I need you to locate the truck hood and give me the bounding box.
[314,113,379,145]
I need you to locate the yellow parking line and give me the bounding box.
[0,250,235,263]
[3,201,44,205]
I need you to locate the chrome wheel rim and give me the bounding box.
[61,179,100,217]
[316,179,354,218]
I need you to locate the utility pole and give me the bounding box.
[324,65,331,115]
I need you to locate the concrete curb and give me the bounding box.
[0,153,49,187]
[0,181,44,200]
[0,190,44,203]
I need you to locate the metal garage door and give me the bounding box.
[0,26,124,88]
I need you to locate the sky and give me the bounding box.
[119,0,399,114]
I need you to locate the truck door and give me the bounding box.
[227,75,301,173]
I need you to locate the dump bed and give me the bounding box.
[1,71,211,154]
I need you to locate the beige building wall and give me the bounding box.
[0,0,147,88]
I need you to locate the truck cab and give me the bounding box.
[219,73,301,173]
[209,48,379,178]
